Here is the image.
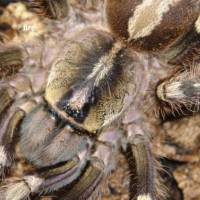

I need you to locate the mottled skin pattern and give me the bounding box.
[0,1,200,200]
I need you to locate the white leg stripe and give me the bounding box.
[137,194,153,200]
[0,145,8,166]
[195,16,200,33]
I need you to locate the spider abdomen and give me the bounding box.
[106,0,200,52]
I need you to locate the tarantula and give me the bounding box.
[0,0,199,199]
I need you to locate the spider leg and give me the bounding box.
[156,62,200,114]
[0,46,25,175]
[25,0,69,19]
[0,149,105,200]
[128,136,155,200]
[0,100,92,198]
[19,104,90,167]
[0,44,48,175]
[36,126,116,200]
[58,128,119,200]
[0,98,39,176]
[0,102,43,175]
[0,46,24,78]
[0,121,90,199]
[0,128,116,200]
[59,144,113,200]
[123,122,164,200]
[0,108,25,175]
[0,157,86,200]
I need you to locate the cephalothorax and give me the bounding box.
[0,0,199,200]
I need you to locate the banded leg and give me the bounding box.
[25,0,69,19]
[0,117,90,199]
[58,128,119,200]
[58,143,115,200]
[0,96,40,176]
[124,123,165,200]
[0,45,47,175]
[0,125,117,199]
[128,136,155,200]
[0,46,24,78]
[0,46,25,175]
[0,157,87,200]
[156,63,200,115]
[0,147,110,200]
[0,108,25,175]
